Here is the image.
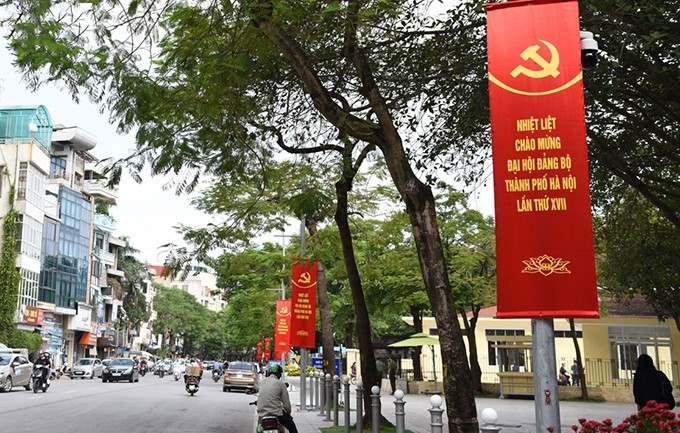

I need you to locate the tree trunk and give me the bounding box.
[316,261,335,376]
[569,318,589,400]
[462,306,483,392]
[306,223,335,378]
[335,176,378,424]
[410,305,424,381]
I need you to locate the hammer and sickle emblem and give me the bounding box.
[298,271,311,285]
[510,39,560,79]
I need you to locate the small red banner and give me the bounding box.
[289,260,318,348]
[486,0,598,318]
[275,300,292,359]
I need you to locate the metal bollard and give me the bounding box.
[319,373,326,417]
[333,375,340,426]
[371,385,380,433]
[356,381,364,433]
[343,376,351,433]
[394,389,406,433]
[325,373,333,421]
[429,394,444,433]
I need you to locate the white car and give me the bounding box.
[70,358,103,379]
[0,353,34,392]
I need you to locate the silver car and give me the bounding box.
[0,353,34,392]
[70,358,103,379]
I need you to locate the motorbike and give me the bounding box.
[185,375,200,396]
[32,365,50,393]
[158,366,165,378]
[140,363,148,377]
[250,401,285,433]
[174,369,181,381]
[49,367,64,381]
[212,370,221,382]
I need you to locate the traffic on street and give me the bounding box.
[0,371,256,433]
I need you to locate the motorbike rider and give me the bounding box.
[257,364,299,433]
[139,357,148,373]
[184,358,202,382]
[34,352,52,384]
[212,360,223,376]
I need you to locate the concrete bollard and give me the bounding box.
[343,376,351,433]
[429,394,444,433]
[371,385,380,433]
[307,373,316,410]
[325,374,333,421]
[480,408,502,433]
[394,389,406,433]
[319,373,326,417]
[313,372,319,410]
[356,380,364,433]
[333,375,340,426]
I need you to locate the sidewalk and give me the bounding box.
[287,380,637,433]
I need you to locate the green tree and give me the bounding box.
[152,285,209,356]
[595,188,680,329]
[116,238,151,331]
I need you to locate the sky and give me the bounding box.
[0,41,496,266]
[0,44,213,265]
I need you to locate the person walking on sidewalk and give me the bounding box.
[388,354,398,395]
[375,358,386,391]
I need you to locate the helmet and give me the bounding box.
[268,364,283,376]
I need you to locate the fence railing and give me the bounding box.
[399,356,680,390]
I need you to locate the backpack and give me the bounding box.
[659,371,676,410]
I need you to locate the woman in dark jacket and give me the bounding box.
[633,354,674,410]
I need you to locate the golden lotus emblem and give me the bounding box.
[521,254,571,276]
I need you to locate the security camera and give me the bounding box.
[580,31,599,70]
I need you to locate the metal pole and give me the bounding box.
[300,349,308,411]
[343,376,351,433]
[356,381,364,433]
[429,394,444,433]
[371,385,380,433]
[333,375,340,426]
[299,216,308,411]
[394,390,406,433]
[533,318,561,433]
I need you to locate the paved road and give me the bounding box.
[0,372,257,433]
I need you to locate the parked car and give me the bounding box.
[102,358,140,383]
[0,353,33,392]
[223,361,260,393]
[70,358,103,379]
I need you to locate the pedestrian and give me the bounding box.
[633,354,675,410]
[571,360,581,387]
[388,353,398,395]
[375,358,385,391]
[559,363,570,386]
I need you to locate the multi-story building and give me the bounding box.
[0,105,51,346]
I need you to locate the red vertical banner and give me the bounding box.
[289,260,318,348]
[275,300,292,359]
[486,0,598,318]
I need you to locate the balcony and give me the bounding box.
[84,180,118,204]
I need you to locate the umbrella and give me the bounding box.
[388,333,440,392]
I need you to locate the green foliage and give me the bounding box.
[595,188,680,324]
[152,285,210,354]
[284,363,322,377]
[5,330,43,353]
[0,186,21,344]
